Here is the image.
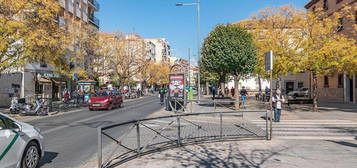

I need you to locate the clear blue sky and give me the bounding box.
[97,0,308,61]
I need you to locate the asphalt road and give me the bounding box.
[27,96,162,168]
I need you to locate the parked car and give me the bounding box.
[288,88,309,99]
[0,113,44,168]
[88,91,123,110]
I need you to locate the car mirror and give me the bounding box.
[12,122,22,133]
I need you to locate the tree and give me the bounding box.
[0,0,67,72]
[240,5,357,112]
[299,7,357,111]
[238,6,304,80]
[202,24,257,109]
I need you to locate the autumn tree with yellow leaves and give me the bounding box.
[0,0,67,72]
[240,5,357,111]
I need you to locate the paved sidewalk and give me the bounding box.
[118,139,357,168]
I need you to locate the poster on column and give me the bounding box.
[169,73,185,98]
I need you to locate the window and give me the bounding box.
[298,82,304,88]
[336,0,343,4]
[338,74,343,88]
[0,117,6,130]
[337,18,344,32]
[324,76,329,88]
[4,117,18,130]
[323,0,329,10]
[35,82,43,94]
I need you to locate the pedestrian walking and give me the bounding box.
[240,86,248,108]
[63,89,70,104]
[231,87,235,97]
[212,86,217,100]
[272,89,285,122]
[159,88,166,105]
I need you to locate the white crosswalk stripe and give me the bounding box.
[251,120,357,140]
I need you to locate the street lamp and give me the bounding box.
[176,0,201,100]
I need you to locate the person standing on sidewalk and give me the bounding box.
[240,86,248,108]
[212,86,217,100]
[272,89,285,122]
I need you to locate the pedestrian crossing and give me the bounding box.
[251,120,357,140]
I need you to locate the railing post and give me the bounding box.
[136,122,141,157]
[269,110,273,140]
[177,116,181,146]
[265,110,268,140]
[220,112,223,138]
[97,126,102,168]
[190,101,193,113]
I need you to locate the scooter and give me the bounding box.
[20,98,48,116]
[9,97,27,114]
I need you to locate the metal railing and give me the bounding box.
[97,110,271,168]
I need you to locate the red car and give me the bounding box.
[88,91,123,110]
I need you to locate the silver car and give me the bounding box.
[0,113,44,168]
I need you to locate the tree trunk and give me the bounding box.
[206,81,209,95]
[258,75,262,92]
[312,71,318,112]
[220,82,225,98]
[234,75,240,110]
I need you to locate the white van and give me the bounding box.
[0,113,44,168]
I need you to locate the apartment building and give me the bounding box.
[144,38,171,64]
[303,0,356,103]
[0,0,100,107]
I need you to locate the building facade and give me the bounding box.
[304,0,356,103]
[0,0,100,107]
[144,38,171,63]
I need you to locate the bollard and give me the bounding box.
[97,127,102,168]
[220,112,223,138]
[136,123,141,157]
[177,116,181,146]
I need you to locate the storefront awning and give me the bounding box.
[38,78,52,83]
[52,79,66,85]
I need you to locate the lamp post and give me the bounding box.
[176,0,201,100]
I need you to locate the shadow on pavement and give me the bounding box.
[39,151,59,167]
[327,140,357,148]
[146,143,291,168]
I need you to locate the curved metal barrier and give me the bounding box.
[97,110,270,168]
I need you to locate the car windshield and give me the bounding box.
[95,92,110,97]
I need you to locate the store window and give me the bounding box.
[35,82,43,94]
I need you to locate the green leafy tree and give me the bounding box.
[202,24,257,109]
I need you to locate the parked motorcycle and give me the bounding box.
[9,97,27,114]
[20,97,48,116]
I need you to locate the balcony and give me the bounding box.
[89,16,100,28]
[88,0,100,10]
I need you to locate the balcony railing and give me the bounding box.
[89,16,100,28]
[88,0,100,10]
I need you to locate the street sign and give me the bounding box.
[265,50,273,71]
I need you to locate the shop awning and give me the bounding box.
[38,78,52,83]
[52,79,66,85]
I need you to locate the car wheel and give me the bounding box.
[89,108,93,111]
[21,141,40,168]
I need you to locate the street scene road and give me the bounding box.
[30,96,161,168]
[1,0,357,168]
